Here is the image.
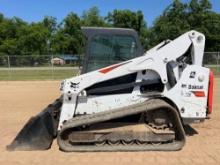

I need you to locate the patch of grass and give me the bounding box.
[0,66,219,81]
[209,67,220,76]
[0,69,78,80]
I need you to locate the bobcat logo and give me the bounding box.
[70,82,80,89]
[190,71,196,78]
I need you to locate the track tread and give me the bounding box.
[57,98,186,152]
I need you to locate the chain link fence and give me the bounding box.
[0,55,80,80]
[204,52,220,76]
[0,53,219,80]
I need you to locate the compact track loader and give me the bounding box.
[7,28,214,152]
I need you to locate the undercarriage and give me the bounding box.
[57,99,185,151]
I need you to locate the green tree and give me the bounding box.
[150,0,189,46]
[0,13,3,22]
[106,10,143,32]
[42,16,57,35]
[0,17,27,55]
[52,12,84,54]
[17,22,50,55]
[189,0,211,13]
[81,7,108,27]
[1,0,220,57]
[150,0,220,51]
[187,0,220,51]
[106,9,149,49]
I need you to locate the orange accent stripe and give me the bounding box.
[99,62,128,74]
[208,70,214,114]
[192,91,205,97]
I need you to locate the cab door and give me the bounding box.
[85,34,139,72]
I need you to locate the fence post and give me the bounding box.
[51,55,54,79]
[7,55,11,80]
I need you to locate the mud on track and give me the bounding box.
[0,79,220,165]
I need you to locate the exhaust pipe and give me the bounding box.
[7,97,62,151]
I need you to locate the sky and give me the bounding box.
[0,0,220,26]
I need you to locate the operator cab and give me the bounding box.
[81,27,144,73]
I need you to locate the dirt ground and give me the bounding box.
[0,79,220,165]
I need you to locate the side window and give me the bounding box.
[113,35,137,61]
[87,34,137,72]
[89,35,114,61]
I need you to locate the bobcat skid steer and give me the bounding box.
[7,28,214,152]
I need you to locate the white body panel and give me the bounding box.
[165,65,209,118]
[58,30,209,130]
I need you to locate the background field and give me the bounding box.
[0,65,219,81]
[0,67,79,80]
[0,78,219,165]
[0,52,219,81]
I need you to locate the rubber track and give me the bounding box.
[57,99,186,152]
